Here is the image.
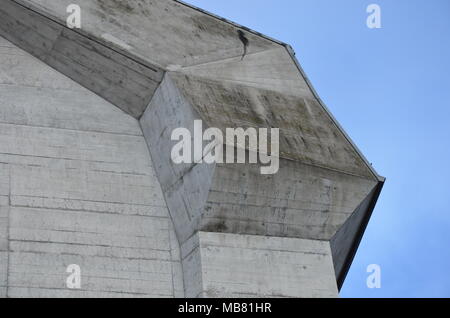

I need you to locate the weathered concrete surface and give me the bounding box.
[0,0,384,298]
[169,72,374,178]
[0,35,183,297]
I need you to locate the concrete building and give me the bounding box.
[0,0,384,298]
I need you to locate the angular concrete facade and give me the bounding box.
[0,0,384,298]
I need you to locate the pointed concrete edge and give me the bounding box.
[332,179,385,290]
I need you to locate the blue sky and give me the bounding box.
[184,0,450,298]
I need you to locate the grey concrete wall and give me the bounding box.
[0,35,183,297]
[0,0,384,298]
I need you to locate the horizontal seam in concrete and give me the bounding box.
[0,121,143,137]
[9,196,165,208]
[201,217,349,230]
[0,82,90,93]
[0,152,134,167]
[7,272,173,283]
[8,239,170,252]
[5,285,171,297]
[7,250,172,263]
[200,231,330,243]
[205,201,359,214]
